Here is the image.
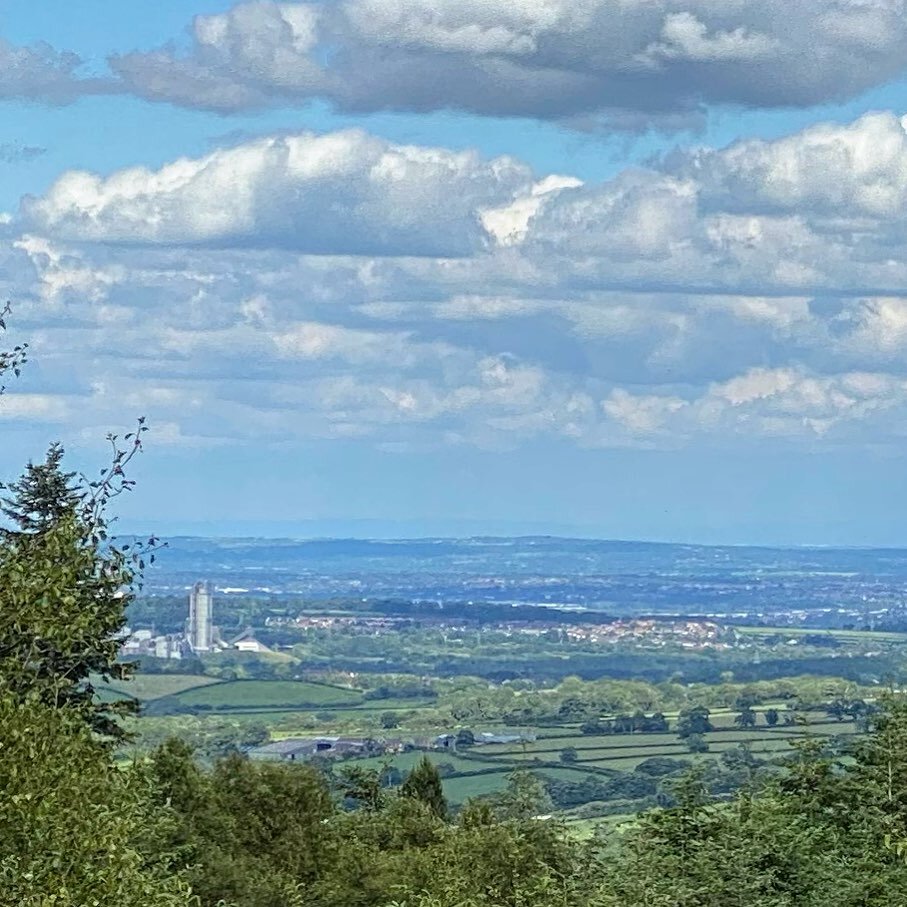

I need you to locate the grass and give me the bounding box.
[465,715,859,772]
[168,679,363,710]
[356,752,486,774]
[443,773,513,804]
[101,673,222,701]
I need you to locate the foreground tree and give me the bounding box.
[0,431,153,739]
[0,691,192,905]
[0,311,191,905]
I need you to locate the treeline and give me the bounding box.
[292,643,901,685]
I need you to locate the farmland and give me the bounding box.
[113,653,875,817]
[156,678,364,710]
[100,673,222,702]
[345,711,859,805]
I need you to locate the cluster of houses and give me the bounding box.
[248,730,535,762]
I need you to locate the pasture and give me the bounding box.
[315,707,859,806]
[164,679,364,710]
[101,673,222,701]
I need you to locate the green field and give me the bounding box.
[319,712,861,805]
[101,673,222,701]
[168,679,363,710]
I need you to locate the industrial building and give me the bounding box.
[187,580,214,652]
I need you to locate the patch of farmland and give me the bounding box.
[101,673,222,701]
[442,772,514,804]
[168,679,363,710]
[355,752,494,775]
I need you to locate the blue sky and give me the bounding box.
[6,1,907,544]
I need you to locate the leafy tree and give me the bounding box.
[401,756,448,820]
[0,430,155,740]
[336,764,390,812]
[647,711,669,732]
[685,733,710,753]
[455,728,475,747]
[764,707,780,727]
[490,770,555,820]
[560,746,580,764]
[635,756,692,777]
[380,710,400,729]
[580,718,610,735]
[734,706,757,728]
[677,705,713,738]
[0,695,192,906]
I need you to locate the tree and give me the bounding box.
[647,711,669,733]
[734,707,757,729]
[560,747,580,764]
[455,728,476,748]
[0,429,155,740]
[677,706,713,738]
[336,764,388,812]
[685,733,710,754]
[401,756,448,820]
[490,770,554,820]
[0,695,192,906]
[580,719,610,735]
[380,711,400,729]
[826,699,847,721]
[764,708,780,727]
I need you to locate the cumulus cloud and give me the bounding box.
[519,112,907,297]
[16,111,907,452]
[108,0,907,127]
[603,368,907,443]
[23,129,533,256]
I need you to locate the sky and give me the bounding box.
[5,2,907,545]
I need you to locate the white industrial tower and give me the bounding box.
[187,581,214,652]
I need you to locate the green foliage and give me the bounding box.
[676,706,713,739]
[381,710,401,729]
[150,742,335,907]
[456,728,476,747]
[734,706,757,728]
[684,733,709,753]
[0,438,155,739]
[0,696,192,906]
[401,756,448,819]
[488,770,555,820]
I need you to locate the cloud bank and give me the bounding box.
[10,111,907,453]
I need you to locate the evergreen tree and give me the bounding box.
[401,756,448,820]
[0,429,153,739]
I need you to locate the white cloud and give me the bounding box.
[23,130,532,256]
[16,112,907,453]
[108,0,907,128]
[640,13,777,65]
